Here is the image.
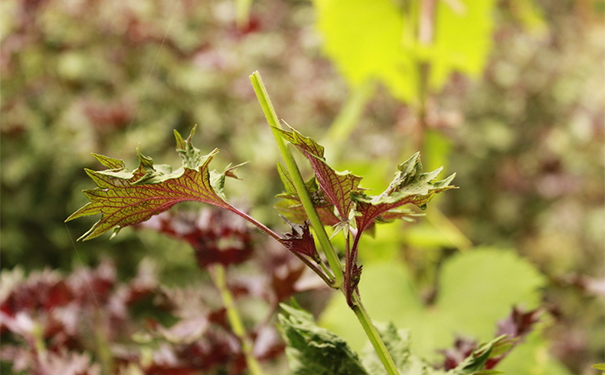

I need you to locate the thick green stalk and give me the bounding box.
[249,71,344,289]
[211,265,265,375]
[351,292,400,375]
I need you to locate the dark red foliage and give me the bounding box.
[2,208,327,374]
[496,306,541,339]
[440,336,478,370]
[0,261,162,374]
[138,209,255,268]
[0,271,72,319]
[439,306,541,370]
[278,221,320,262]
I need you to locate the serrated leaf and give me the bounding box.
[275,125,363,221]
[278,303,369,375]
[275,127,452,236]
[448,337,500,375]
[275,173,341,227]
[353,152,456,233]
[66,126,243,241]
[362,324,439,375]
[279,221,321,262]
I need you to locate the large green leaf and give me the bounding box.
[313,0,496,102]
[313,0,415,101]
[319,248,569,373]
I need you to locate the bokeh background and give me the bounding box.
[1,0,603,374]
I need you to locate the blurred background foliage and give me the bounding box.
[1,0,603,373]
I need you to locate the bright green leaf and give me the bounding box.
[313,0,497,102]
[362,324,439,375]
[320,248,555,370]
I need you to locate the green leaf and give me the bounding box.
[278,303,369,375]
[429,0,497,89]
[314,0,416,101]
[496,328,573,375]
[321,249,548,363]
[448,336,510,375]
[313,0,496,102]
[66,127,243,241]
[593,364,605,374]
[353,152,456,233]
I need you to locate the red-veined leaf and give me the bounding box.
[274,126,363,221]
[66,126,244,241]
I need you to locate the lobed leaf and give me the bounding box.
[279,221,321,262]
[66,126,242,241]
[352,152,456,233]
[274,126,363,222]
[275,126,454,236]
[313,0,496,102]
[278,303,369,375]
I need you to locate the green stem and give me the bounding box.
[211,264,265,375]
[351,292,400,375]
[235,0,253,29]
[32,323,47,358]
[249,71,344,289]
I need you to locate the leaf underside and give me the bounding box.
[66,126,241,241]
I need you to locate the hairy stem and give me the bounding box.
[351,292,400,375]
[210,264,266,375]
[249,71,344,289]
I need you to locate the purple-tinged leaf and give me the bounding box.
[275,165,340,226]
[66,126,246,241]
[274,126,363,221]
[440,307,540,371]
[278,221,320,262]
[137,209,254,268]
[496,306,541,339]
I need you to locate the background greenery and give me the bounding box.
[1,0,603,373]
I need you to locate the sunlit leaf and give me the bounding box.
[313,0,496,101]
[66,126,244,241]
[320,248,549,366]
